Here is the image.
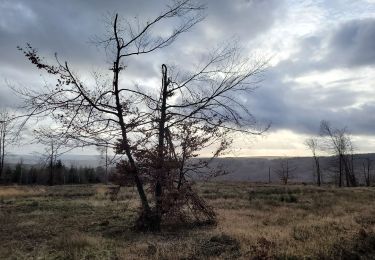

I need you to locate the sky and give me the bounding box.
[1,0,375,157]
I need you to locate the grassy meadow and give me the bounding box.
[1,182,375,259]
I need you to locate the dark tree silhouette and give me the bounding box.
[33,127,72,186]
[0,109,16,179]
[362,157,371,186]
[16,0,267,230]
[320,120,356,187]
[274,158,296,185]
[305,137,321,186]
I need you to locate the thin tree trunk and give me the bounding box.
[286,160,289,185]
[105,144,108,184]
[155,64,169,222]
[344,157,350,187]
[364,159,371,187]
[363,162,368,186]
[350,154,357,186]
[112,14,151,216]
[367,160,370,186]
[19,164,23,185]
[343,155,355,187]
[177,144,186,189]
[0,128,3,179]
[314,157,321,186]
[339,155,343,187]
[0,123,5,179]
[49,142,54,186]
[268,167,271,184]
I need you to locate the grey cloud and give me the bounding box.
[328,18,375,67]
[203,0,285,41]
[246,18,375,136]
[283,18,375,77]
[0,0,284,64]
[242,67,375,136]
[0,0,286,110]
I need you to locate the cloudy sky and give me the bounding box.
[1,0,375,157]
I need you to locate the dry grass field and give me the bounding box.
[1,182,375,259]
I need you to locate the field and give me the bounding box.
[1,183,375,259]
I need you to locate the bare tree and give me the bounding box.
[98,142,111,184]
[33,127,73,185]
[274,158,296,185]
[0,109,16,179]
[320,120,356,187]
[305,137,321,186]
[362,157,371,187]
[16,0,267,230]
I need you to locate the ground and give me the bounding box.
[1,182,375,259]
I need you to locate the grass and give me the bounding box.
[1,182,375,259]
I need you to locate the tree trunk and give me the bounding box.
[49,142,54,186]
[0,123,5,179]
[344,157,350,187]
[105,144,108,185]
[268,167,271,184]
[112,16,153,229]
[115,69,151,214]
[367,160,370,186]
[314,157,321,186]
[339,155,343,187]
[364,159,371,187]
[286,160,289,185]
[350,154,357,187]
[343,155,356,187]
[155,64,169,226]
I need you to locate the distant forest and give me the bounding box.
[1,153,374,186]
[0,160,113,185]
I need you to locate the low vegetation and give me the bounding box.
[1,183,375,259]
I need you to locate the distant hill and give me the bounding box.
[208,154,375,184]
[5,154,104,167]
[5,153,375,183]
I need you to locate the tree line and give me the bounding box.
[0,160,111,185]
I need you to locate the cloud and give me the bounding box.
[1,0,375,155]
[202,0,285,41]
[328,18,375,67]
[241,64,375,136]
[232,16,375,138]
[0,0,285,92]
[284,18,375,76]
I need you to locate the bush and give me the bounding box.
[197,233,241,258]
[279,194,298,203]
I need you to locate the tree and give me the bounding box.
[320,120,356,187]
[305,137,321,186]
[17,0,267,230]
[67,165,79,184]
[33,128,71,186]
[274,158,296,185]
[13,159,24,184]
[0,109,16,179]
[362,157,371,187]
[3,166,13,183]
[98,142,112,184]
[27,166,38,184]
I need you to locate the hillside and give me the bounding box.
[5,153,375,184]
